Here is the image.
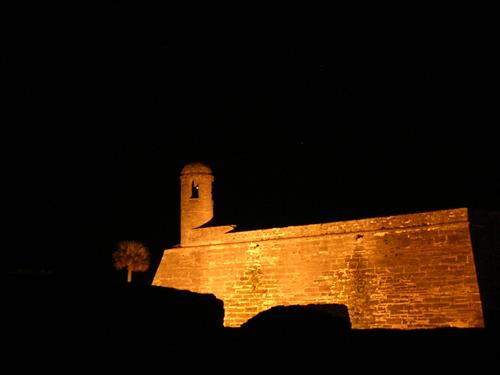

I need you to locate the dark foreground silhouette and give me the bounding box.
[237,304,351,350]
[6,273,497,363]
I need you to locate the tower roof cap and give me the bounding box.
[181,162,213,175]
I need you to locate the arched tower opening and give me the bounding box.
[180,162,214,245]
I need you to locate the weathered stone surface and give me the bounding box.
[153,163,484,329]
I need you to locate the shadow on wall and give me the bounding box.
[238,304,351,348]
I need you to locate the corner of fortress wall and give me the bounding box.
[153,207,485,329]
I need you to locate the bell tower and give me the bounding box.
[180,162,214,245]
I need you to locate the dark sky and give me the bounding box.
[7,5,499,283]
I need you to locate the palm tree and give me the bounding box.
[113,240,150,283]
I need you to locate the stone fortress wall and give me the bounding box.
[153,162,484,328]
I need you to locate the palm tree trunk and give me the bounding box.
[127,267,132,283]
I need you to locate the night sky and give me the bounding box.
[7,5,499,284]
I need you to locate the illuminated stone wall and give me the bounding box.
[153,207,484,329]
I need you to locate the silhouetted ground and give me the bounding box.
[225,306,496,358]
[6,274,498,366]
[6,273,224,358]
[236,304,351,350]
